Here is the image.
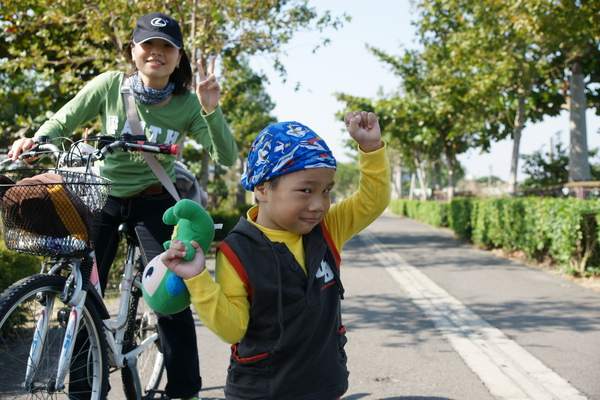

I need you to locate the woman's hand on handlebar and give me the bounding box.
[9,138,39,161]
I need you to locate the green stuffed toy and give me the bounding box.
[142,199,215,314]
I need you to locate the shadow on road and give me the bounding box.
[343,293,436,347]
[344,394,455,400]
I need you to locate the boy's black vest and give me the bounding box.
[217,218,349,400]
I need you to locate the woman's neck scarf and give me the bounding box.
[129,70,175,105]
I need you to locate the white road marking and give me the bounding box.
[359,231,587,400]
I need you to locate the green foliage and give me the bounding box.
[392,197,600,277]
[474,176,504,185]
[219,59,277,159]
[546,200,600,275]
[520,137,600,190]
[1,0,348,151]
[389,199,407,217]
[336,0,599,199]
[470,198,529,251]
[447,197,472,240]
[520,135,570,189]
[0,244,41,293]
[331,161,360,202]
[390,199,448,228]
[209,204,251,242]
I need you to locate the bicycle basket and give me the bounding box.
[0,168,113,256]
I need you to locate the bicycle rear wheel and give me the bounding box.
[0,274,108,399]
[121,268,164,400]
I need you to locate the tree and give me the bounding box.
[331,161,360,202]
[349,43,489,202]
[219,58,277,207]
[528,0,600,181]
[411,0,564,196]
[1,0,348,197]
[520,135,600,190]
[520,135,570,189]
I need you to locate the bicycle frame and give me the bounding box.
[102,235,159,371]
[2,135,171,398]
[20,238,160,397]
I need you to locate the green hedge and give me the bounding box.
[389,197,600,276]
[209,204,252,242]
[390,199,448,227]
[0,245,41,293]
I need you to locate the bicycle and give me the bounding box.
[0,135,179,399]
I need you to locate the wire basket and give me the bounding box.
[0,168,113,257]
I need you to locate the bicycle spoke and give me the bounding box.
[0,275,108,399]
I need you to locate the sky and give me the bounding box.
[248,0,600,183]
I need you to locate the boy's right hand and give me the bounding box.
[161,240,206,279]
[344,111,382,153]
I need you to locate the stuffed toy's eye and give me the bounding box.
[142,255,168,297]
[143,266,155,282]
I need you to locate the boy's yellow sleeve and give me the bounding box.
[325,143,391,250]
[184,143,390,344]
[184,251,250,344]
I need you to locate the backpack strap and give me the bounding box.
[320,221,341,269]
[121,77,181,201]
[217,223,339,304]
[217,241,254,303]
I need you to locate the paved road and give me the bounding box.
[110,212,600,399]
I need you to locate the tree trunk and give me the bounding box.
[390,162,403,199]
[445,154,456,203]
[414,157,428,201]
[409,172,416,201]
[389,149,402,199]
[236,156,247,205]
[508,93,527,196]
[395,163,403,199]
[569,61,590,181]
[433,162,442,192]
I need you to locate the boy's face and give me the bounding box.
[254,167,336,235]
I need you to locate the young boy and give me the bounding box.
[162,111,391,400]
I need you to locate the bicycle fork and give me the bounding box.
[53,290,88,391]
[23,261,89,393]
[23,292,55,391]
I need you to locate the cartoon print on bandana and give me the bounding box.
[285,123,311,138]
[241,121,337,191]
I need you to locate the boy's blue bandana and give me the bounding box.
[241,121,337,191]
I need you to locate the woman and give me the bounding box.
[10,11,238,400]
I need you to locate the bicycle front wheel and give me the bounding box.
[121,269,164,400]
[0,274,108,400]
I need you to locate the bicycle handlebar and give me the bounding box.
[0,142,63,166]
[1,135,179,167]
[95,135,179,160]
[124,141,179,155]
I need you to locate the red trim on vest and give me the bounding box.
[217,242,254,303]
[320,222,341,269]
[231,343,268,363]
[219,223,338,303]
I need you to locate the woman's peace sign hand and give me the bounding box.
[196,56,220,114]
